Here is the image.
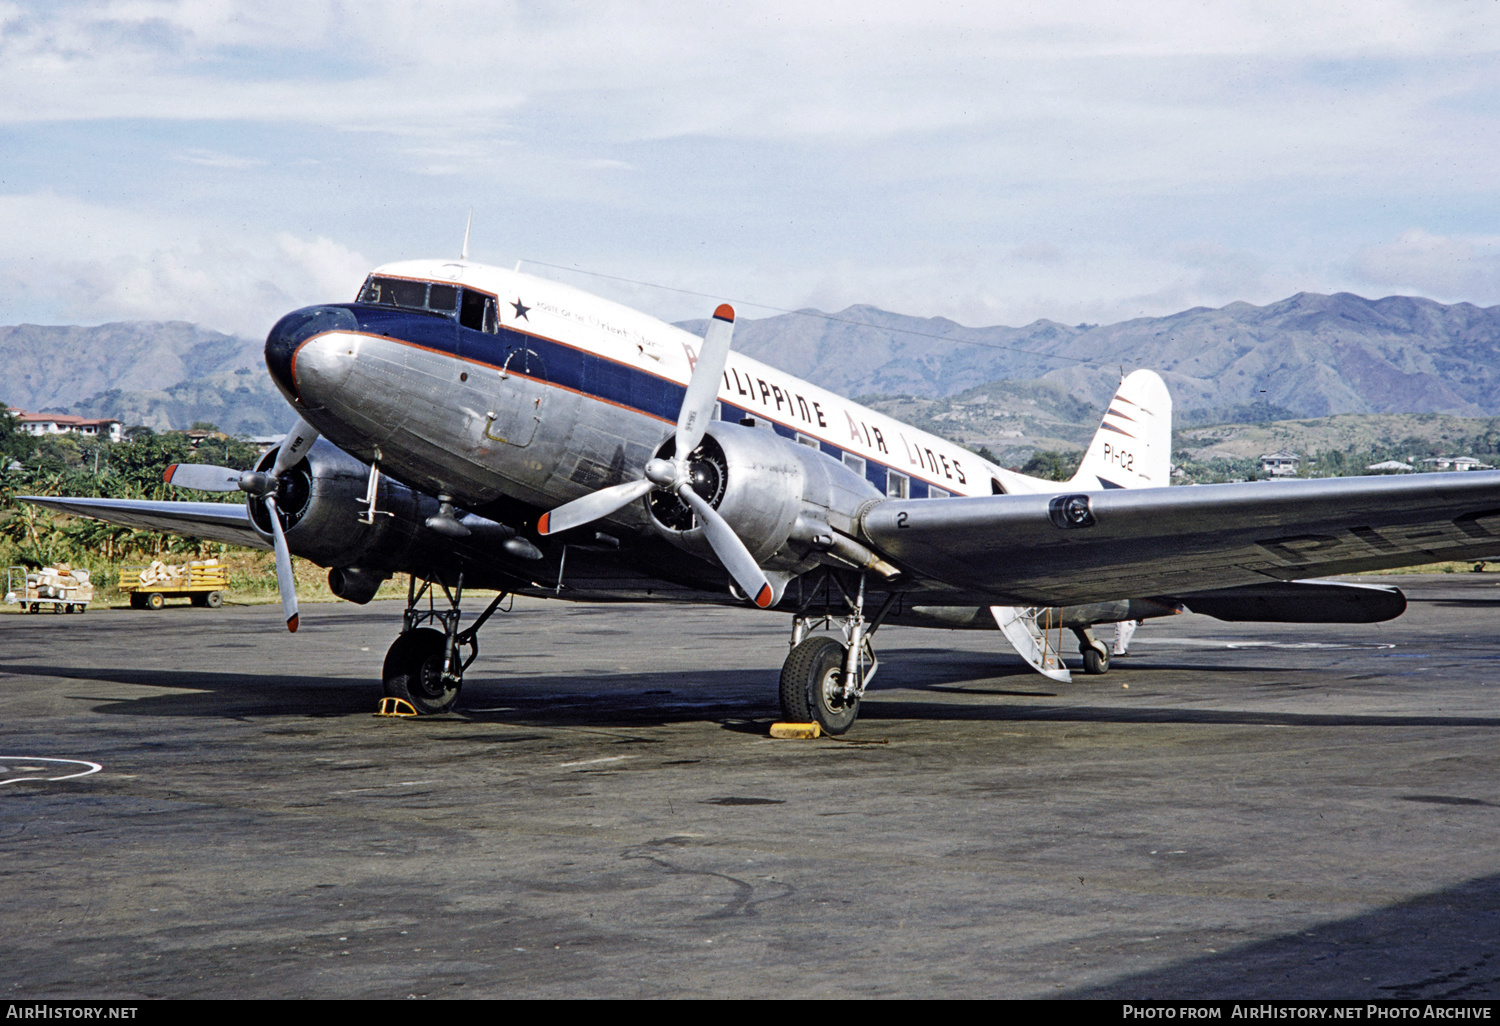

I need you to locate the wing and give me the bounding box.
[20,496,270,551]
[861,471,1500,606]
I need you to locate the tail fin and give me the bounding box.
[1070,369,1172,490]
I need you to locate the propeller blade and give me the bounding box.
[676,304,734,457]
[271,417,320,480]
[537,478,656,536]
[164,463,243,492]
[677,484,774,609]
[263,494,300,633]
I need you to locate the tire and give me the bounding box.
[146,592,165,611]
[1082,644,1110,675]
[204,591,223,609]
[52,602,63,614]
[382,628,461,715]
[26,603,36,614]
[780,635,860,735]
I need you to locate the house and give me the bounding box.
[8,409,124,444]
[1259,449,1300,477]
[1420,456,1493,471]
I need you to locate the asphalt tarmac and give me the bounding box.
[2,574,1499,999]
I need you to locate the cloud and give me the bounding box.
[0,191,370,336]
[1350,229,1500,304]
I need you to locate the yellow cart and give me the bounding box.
[119,560,229,610]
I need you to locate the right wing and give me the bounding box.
[20,496,270,551]
[862,471,1500,606]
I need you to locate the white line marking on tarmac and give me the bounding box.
[558,756,630,768]
[0,756,102,786]
[332,779,440,794]
[1134,639,1397,650]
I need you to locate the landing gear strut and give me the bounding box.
[779,572,897,735]
[381,572,509,714]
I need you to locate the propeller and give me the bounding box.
[538,304,775,608]
[164,416,321,632]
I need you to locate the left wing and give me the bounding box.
[862,471,1500,605]
[20,496,270,550]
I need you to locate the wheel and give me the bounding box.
[27,602,37,614]
[75,604,86,614]
[204,591,223,609]
[382,628,461,714]
[1082,643,1110,675]
[780,635,860,735]
[64,604,74,613]
[52,602,63,614]
[146,592,165,611]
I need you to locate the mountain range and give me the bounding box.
[5,291,1500,439]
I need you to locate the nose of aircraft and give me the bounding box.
[265,305,359,402]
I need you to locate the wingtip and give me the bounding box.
[163,464,177,484]
[537,512,552,536]
[754,583,773,609]
[713,303,735,323]
[287,614,299,633]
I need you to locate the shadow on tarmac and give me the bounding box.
[5,659,1500,730]
[1064,872,1500,1000]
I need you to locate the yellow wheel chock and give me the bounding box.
[769,722,821,739]
[376,697,419,717]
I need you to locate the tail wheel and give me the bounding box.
[382,628,461,715]
[780,635,860,735]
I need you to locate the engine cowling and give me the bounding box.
[645,421,881,572]
[243,437,449,598]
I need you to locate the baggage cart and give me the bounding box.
[118,559,228,610]
[5,564,95,613]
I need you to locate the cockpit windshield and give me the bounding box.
[356,275,500,333]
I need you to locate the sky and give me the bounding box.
[1,1,1498,338]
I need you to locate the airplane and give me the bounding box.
[23,253,1500,734]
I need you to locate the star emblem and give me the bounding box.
[511,298,531,321]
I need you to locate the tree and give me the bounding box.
[1021,449,1083,481]
[0,404,37,471]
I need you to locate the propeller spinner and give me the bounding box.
[537,305,775,608]
[164,416,321,632]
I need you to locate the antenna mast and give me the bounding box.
[460,208,473,261]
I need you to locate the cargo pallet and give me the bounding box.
[119,561,229,610]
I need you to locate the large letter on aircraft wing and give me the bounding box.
[860,471,1500,608]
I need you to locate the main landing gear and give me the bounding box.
[381,572,509,714]
[779,572,897,735]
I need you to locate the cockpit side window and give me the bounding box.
[460,288,498,334]
[428,284,458,312]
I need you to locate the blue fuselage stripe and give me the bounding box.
[349,304,932,499]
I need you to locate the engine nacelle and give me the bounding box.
[646,421,881,572]
[245,438,436,585]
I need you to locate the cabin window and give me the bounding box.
[842,452,866,476]
[797,433,820,449]
[929,486,950,499]
[887,470,908,498]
